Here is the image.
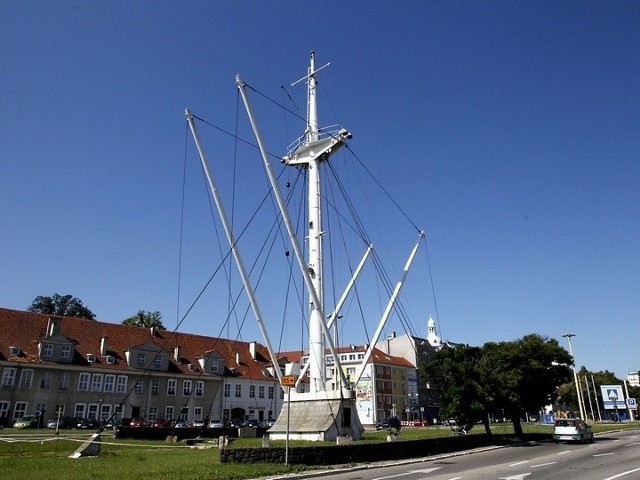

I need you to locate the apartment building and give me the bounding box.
[0,308,283,426]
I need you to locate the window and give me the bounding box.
[235,384,241,398]
[41,343,54,358]
[210,362,219,373]
[78,372,90,391]
[180,407,189,421]
[194,407,203,421]
[195,381,204,397]
[116,375,127,393]
[151,379,160,395]
[59,372,70,390]
[91,374,103,392]
[147,406,158,421]
[357,353,364,360]
[104,375,115,393]
[113,404,123,421]
[167,378,176,396]
[2,367,16,387]
[182,380,192,396]
[100,404,111,422]
[137,353,146,367]
[74,404,86,419]
[224,383,230,398]
[0,401,10,419]
[268,386,274,399]
[59,344,71,359]
[153,355,162,368]
[249,385,255,398]
[14,402,27,420]
[258,386,265,398]
[87,404,98,419]
[19,369,34,388]
[40,372,52,389]
[133,378,143,394]
[165,406,174,421]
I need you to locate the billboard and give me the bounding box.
[600,385,626,410]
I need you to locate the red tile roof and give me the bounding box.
[0,307,276,380]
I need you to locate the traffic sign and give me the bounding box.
[627,398,637,409]
[281,375,297,387]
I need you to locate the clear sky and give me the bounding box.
[2,1,638,380]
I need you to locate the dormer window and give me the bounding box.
[61,345,72,359]
[106,355,115,364]
[137,352,146,367]
[41,343,54,358]
[9,346,21,356]
[86,353,96,363]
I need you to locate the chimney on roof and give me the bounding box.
[47,317,61,337]
[174,346,181,363]
[249,341,257,360]
[150,326,158,337]
[236,352,242,365]
[100,337,108,357]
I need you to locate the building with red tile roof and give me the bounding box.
[0,307,283,427]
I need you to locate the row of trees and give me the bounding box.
[421,334,574,437]
[27,293,165,329]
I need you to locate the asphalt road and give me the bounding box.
[284,429,640,480]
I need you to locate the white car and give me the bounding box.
[208,419,224,428]
[553,418,594,444]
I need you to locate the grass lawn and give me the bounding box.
[1,422,637,480]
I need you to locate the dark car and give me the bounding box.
[150,418,169,428]
[46,416,75,429]
[375,418,390,430]
[228,418,245,428]
[76,417,100,429]
[129,417,147,427]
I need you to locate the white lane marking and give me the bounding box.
[557,450,572,455]
[509,460,529,466]
[603,467,640,480]
[593,453,615,457]
[531,462,556,468]
[372,468,440,480]
[498,474,531,479]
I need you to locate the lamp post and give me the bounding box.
[562,333,586,420]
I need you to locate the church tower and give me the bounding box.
[426,316,441,347]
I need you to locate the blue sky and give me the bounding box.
[1,1,638,380]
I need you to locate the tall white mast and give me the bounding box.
[305,52,326,393]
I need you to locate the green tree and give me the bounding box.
[122,310,165,329]
[481,334,573,437]
[420,334,573,439]
[28,293,96,320]
[421,344,492,435]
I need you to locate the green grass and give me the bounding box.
[1,422,637,480]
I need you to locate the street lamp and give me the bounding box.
[562,333,586,420]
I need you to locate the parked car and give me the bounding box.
[76,417,100,429]
[246,418,260,428]
[553,418,594,444]
[46,416,75,429]
[191,419,205,428]
[129,417,147,427]
[228,418,244,428]
[14,415,38,429]
[173,419,189,428]
[150,418,169,428]
[207,419,224,428]
[375,418,390,430]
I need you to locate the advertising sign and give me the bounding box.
[600,385,626,409]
